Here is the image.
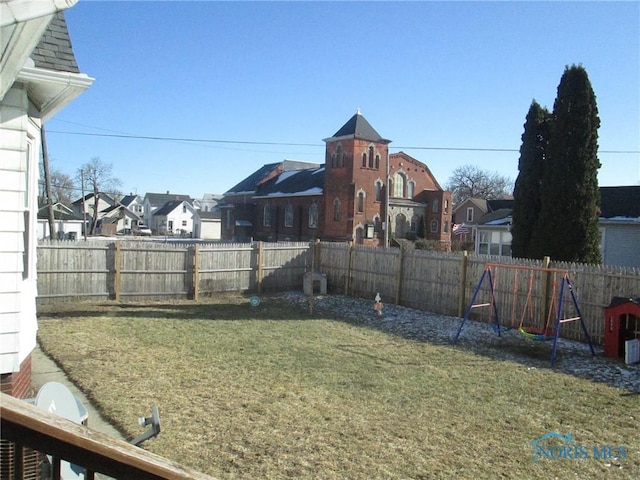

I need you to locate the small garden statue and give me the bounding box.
[374,293,383,316]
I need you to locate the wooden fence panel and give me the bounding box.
[317,242,350,293]
[119,242,191,300]
[401,249,463,315]
[198,243,255,294]
[347,245,399,302]
[37,241,111,304]
[259,242,312,292]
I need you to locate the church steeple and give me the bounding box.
[324,110,391,145]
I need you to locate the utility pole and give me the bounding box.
[41,125,55,240]
[81,169,87,241]
[384,150,390,248]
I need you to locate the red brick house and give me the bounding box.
[222,111,452,247]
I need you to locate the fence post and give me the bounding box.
[192,244,200,300]
[345,241,354,295]
[458,250,469,317]
[394,245,404,305]
[256,241,263,294]
[542,255,552,321]
[113,242,121,301]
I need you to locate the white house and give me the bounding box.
[153,199,197,236]
[142,191,191,230]
[96,204,142,236]
[0,2,93,398]
[475,209,513,257]
[71,192,117,233]
[199,193,223,213]
[119,193,145,218]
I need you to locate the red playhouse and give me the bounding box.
[603,297,640,359]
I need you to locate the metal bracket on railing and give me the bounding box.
[130,406,161,446]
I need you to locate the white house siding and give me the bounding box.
[601,222,640,268]
[156,202,196,236]
[0,84,39,373]
[37,219,83,240]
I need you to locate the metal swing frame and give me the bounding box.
[452,263,596,366]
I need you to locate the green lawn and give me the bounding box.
[36,295,639,479]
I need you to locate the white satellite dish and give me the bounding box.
[35,382,86,479]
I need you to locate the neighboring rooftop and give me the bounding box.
[599,186,640,219]
[145,192,192,206]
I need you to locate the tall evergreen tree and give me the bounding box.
[530,65,601,263]
[512,101,550,259]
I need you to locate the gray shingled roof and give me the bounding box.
[327,111,391,144]
[254,167,324,198]
[30,12,79,73]
[145,192,192,207]
[600,186,640,218]
[153,200,188,216]
[225,161,320,195]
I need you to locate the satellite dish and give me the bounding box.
[35,382,85,479]
[35,382,83,423]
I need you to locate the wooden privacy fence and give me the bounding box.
[37,240,313,303]
[37,240,640,345]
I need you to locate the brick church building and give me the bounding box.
[221,111,452,247]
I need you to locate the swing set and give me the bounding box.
[453,263,596,366]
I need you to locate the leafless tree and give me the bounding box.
[446,164,513,205]
[77,157,122,235]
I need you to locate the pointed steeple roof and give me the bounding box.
[324,109,391,144]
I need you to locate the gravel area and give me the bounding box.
[280,292,640,394]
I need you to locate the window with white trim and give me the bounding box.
[466,207,474,222]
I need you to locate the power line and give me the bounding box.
[46,129,640,155]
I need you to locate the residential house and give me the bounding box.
[119,193,144,218]
[599,186,640,267]
[37,202,83,240]
[71,192,117,233]
[473,186,640,267]
[222,111,452,246]
[453,198,513,244]
[153,199,197,237]
[193,209,222,240]
[96,203,142,236]
[0,3,93,398]
[142,191,192,232]
[199,193,223,213]
[475,208,513,257]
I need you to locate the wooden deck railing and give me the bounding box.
[0,393,217,480]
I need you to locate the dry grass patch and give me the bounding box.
[37,295,639,479]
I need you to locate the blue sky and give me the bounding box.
[47,0,640,199]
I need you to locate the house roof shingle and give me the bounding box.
[225,161,320,195]
[254,167,324,198]
[599,186,640,219]
[145,192,192,207]
[153,200,190,216]
[30,12,79,73]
